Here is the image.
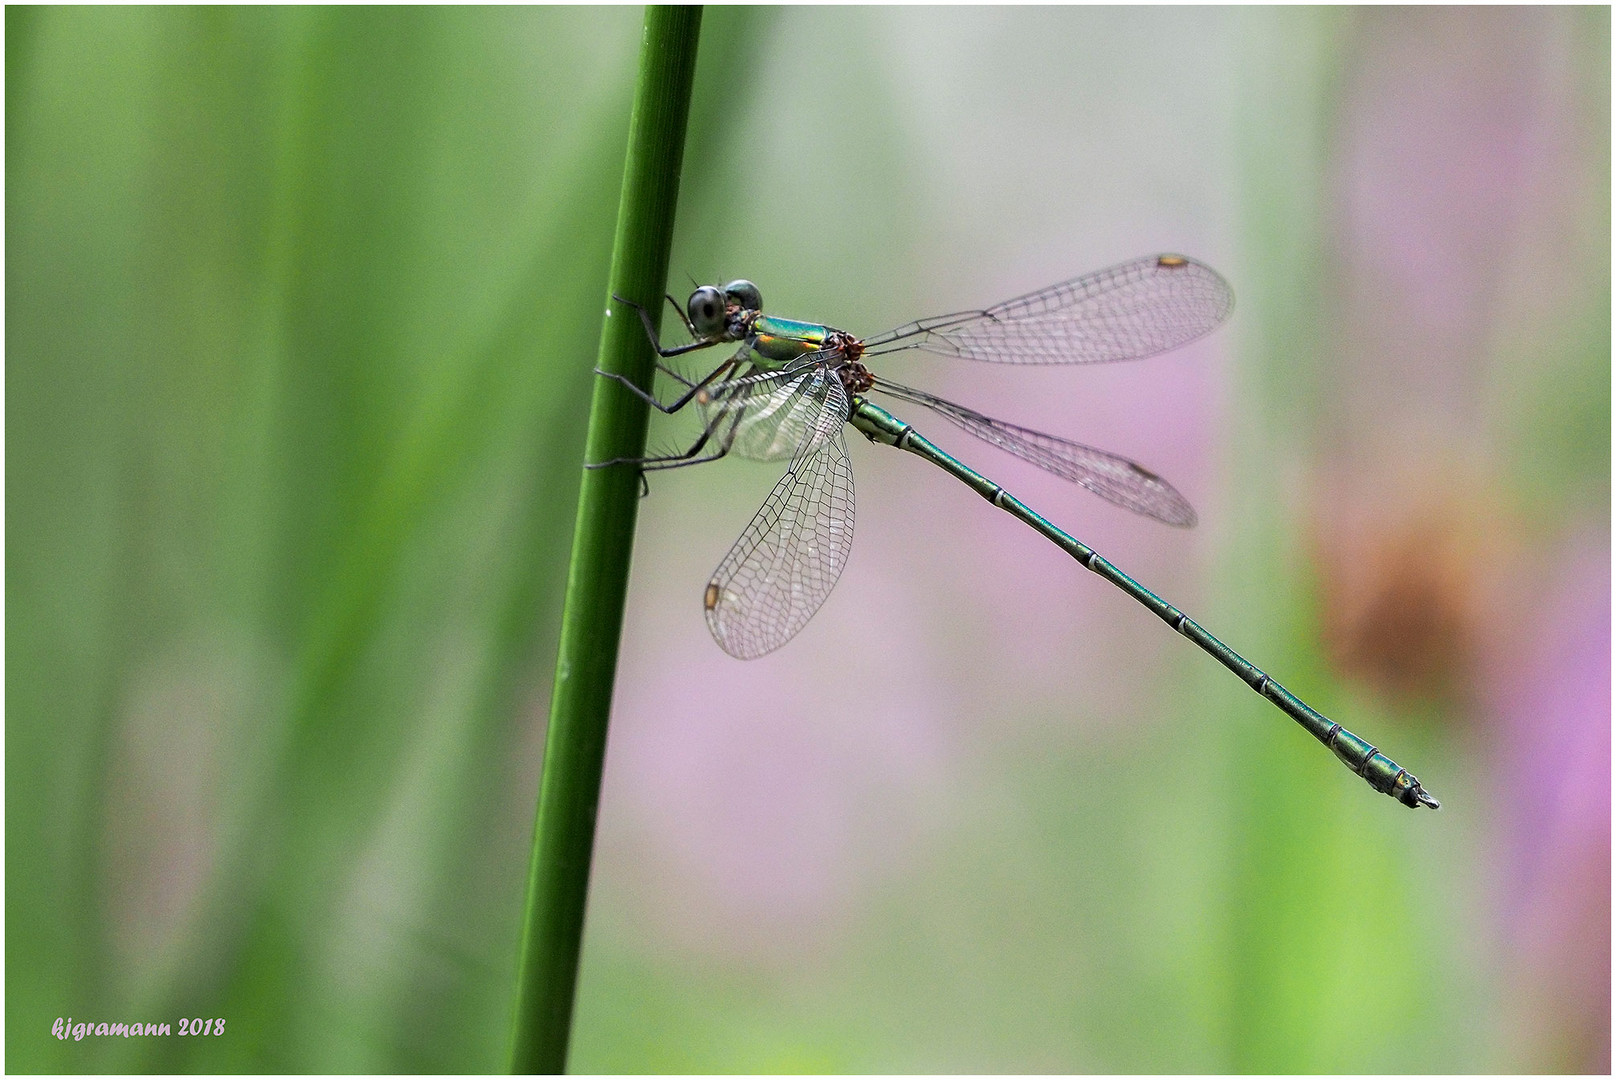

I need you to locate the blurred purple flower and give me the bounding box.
[1324,10,1608,1068]
[1491,535,1610,1072]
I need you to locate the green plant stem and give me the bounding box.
[508,6,702,1073]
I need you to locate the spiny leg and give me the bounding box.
[594,359,735,414]
[599,295,744,414]
[588,398,746,472]
[637,404,749,473]
[612,292,716,359]
[662,293,697,339]
[655,358,699,389]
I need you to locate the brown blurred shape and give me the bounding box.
[1309,455,1515,711]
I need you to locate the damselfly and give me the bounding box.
[597,254,1438,810]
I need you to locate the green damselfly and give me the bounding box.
[598,254,1439,810]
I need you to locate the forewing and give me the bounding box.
[704,393,855,659]
[874,380,1196,527]
[699,353,842,462]
[865,254,1232,365]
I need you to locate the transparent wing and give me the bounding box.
[698,352,844,462]
[863,254,1233,365]
[872,378,1196,527]
[704,382,855,659]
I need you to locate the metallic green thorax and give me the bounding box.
[850,397,1438,810]
[747,315,831,367]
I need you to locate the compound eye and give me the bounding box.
[686,286,726,336]
[723,279,762,312]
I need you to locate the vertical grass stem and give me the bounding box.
[508,7,702,1072]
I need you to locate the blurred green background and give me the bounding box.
[7,6,1608,1073]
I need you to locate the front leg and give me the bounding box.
[613,293,718,359]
